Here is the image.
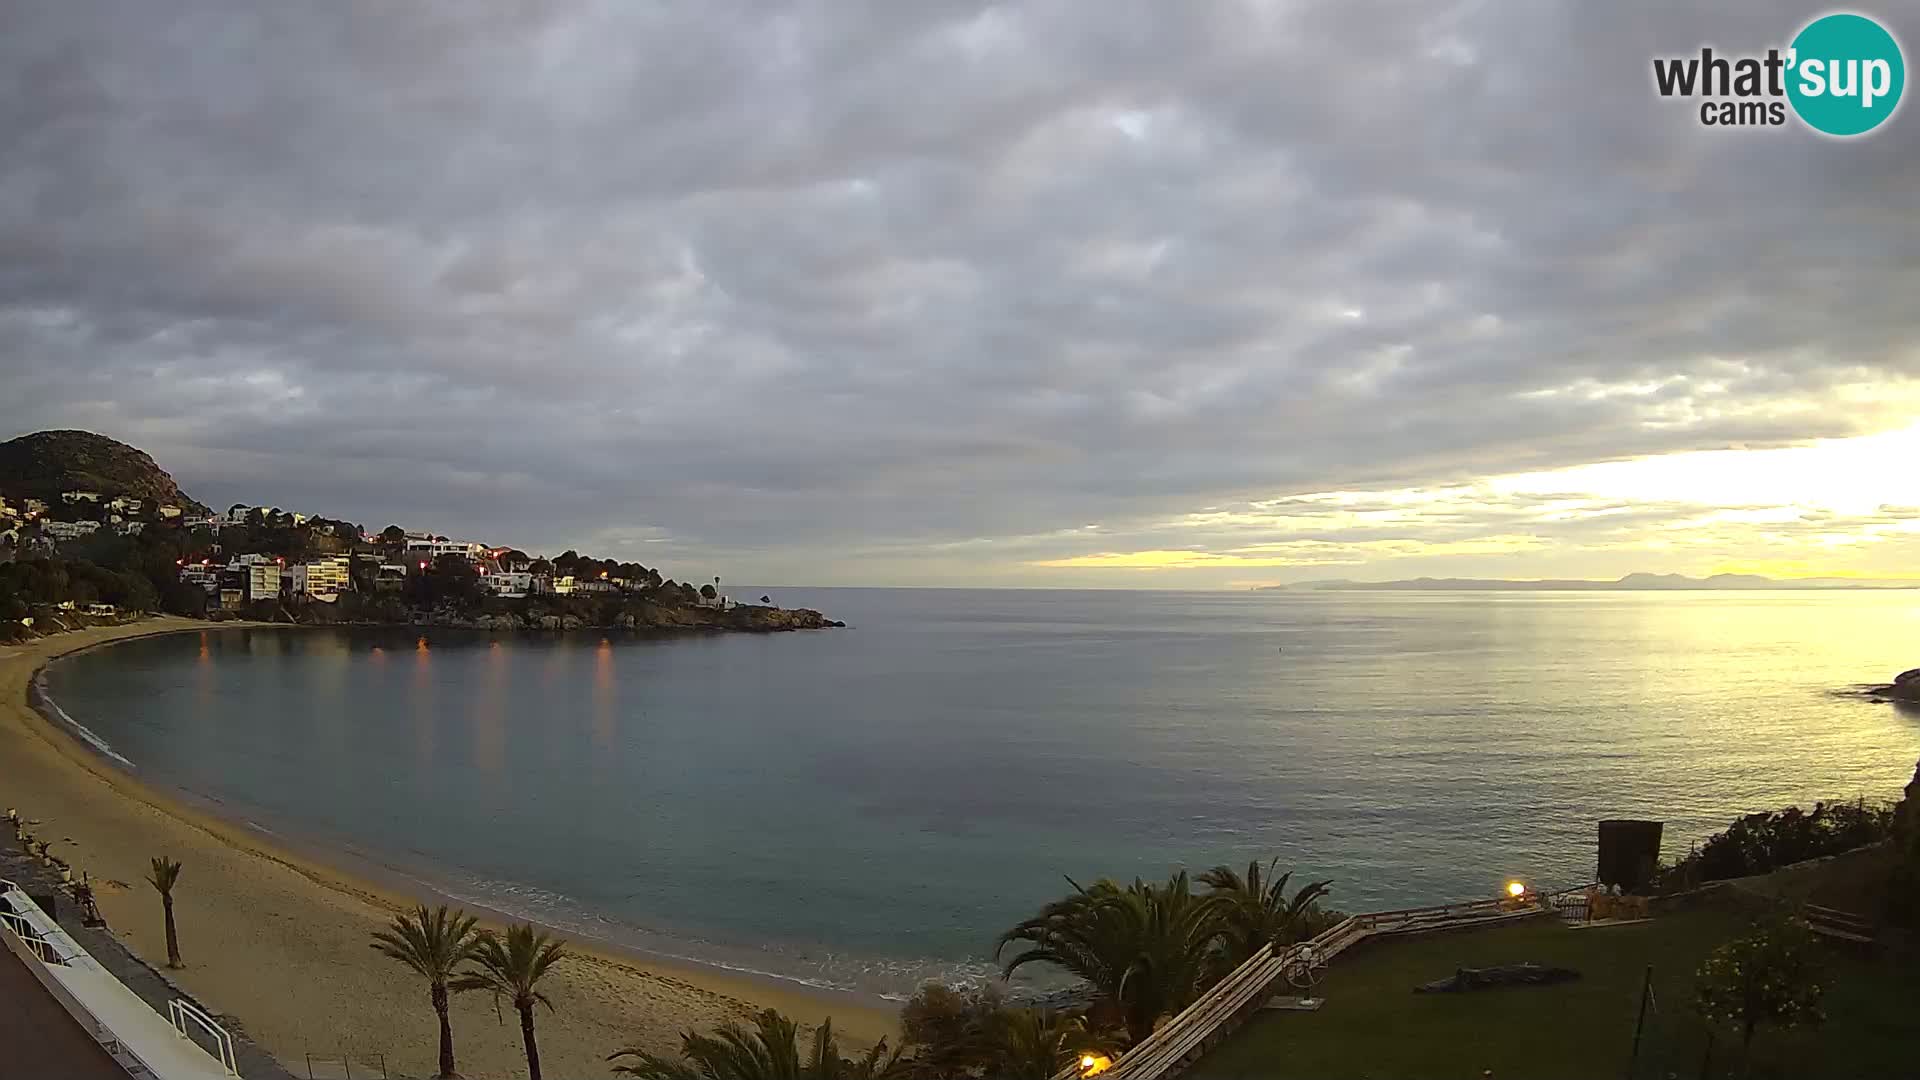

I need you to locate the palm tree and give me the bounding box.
[146,857,183,967]
[609,1008,905,1079]
[369,905,483,1078]
[453,924,567,1080]
[1199,860,1336,965]
[996,872,1228,1045]
[991,1008,1099,1080]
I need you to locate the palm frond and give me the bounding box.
[367,904,483,984]
[146,856,182,896]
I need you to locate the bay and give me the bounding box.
[42,588,1920,1000]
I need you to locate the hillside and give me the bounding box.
[0,430,210,514]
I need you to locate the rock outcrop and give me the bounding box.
[1870,668,1920,701]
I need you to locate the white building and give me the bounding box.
[480,571,533,598]
[224,554,282,601]
[44,520,101,541]
[106,496,141,514]
[288,557,351,602]
[157,504,182,520]
[180,561,221,592]
[61,490,103,504]
[404,538,487,561]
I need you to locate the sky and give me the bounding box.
[2,2,1917,589]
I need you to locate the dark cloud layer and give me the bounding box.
[3,2,1916,584]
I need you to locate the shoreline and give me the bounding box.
[1,618,898,1079]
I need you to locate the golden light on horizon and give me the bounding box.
[1026,419,1920,579]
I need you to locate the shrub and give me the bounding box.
[1664,799,1895,887]
[1694,917,1825,1058]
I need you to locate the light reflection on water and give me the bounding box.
[44,589,1920,999]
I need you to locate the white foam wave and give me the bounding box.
[384,866,1008,1000]
[38,686,135,768]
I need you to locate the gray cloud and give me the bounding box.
[3,1,1917,585]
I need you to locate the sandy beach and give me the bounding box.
[0,618,898,1079]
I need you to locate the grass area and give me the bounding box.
[1188,904,1918,1080]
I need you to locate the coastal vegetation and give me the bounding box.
[995,866,1339,1047]
[893,985,1104,1079]
[608,1008,906,1080]
[454,923,569,1080]
[369,904,484,1080]
[1657,798,1898,890]
[145,855,183,967]
[996,871,1228,1046]
[1198,860,1338,968]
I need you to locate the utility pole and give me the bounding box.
[1625,963,1654,1080]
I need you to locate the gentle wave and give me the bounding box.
[389,864,1010,1001]
[34,674,136,769]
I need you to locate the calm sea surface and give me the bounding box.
[42,589,1920,999]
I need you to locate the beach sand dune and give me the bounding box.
[1,619,898,1080]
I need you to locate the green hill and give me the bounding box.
[0,429,210,514]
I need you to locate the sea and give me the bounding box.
[39,588,1920,1002]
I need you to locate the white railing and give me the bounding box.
[5,880,241,1078]
[169,998,241,1076]
[0,904,78,966]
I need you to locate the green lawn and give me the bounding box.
[1187,905,1917,1080]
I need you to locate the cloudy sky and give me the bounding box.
[4,2,1917,588]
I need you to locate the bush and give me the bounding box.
[899,983,1005,1077]
[1694,917,1825,1057]
[1664,800,1896,887]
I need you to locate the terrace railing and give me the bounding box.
[170,998,241,1075]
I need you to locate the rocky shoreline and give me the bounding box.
[1867,668,1920,702]
[213,598,846,634]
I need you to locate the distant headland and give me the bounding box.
[1258,572,1919,592]
[0,429,842,635]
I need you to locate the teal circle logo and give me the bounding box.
[1787,13,1905,136]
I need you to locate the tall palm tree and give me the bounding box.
[1199,860,1336,966]
[146,857,183,967]
[609,1009,905,1080]
[369,905,482,1079]
[996,872,1228,1045]
[453,924,567,1080]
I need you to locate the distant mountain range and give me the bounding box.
[1259,573,1918,592]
